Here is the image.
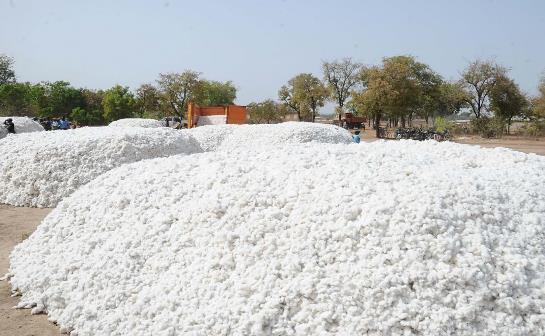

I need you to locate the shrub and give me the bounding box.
[470,116,505,138]
[520,120,545,137]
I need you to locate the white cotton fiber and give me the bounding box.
[108,118,164,128]
[186,124,236,151]
[7,141,545,335]
[0,117,44,139]
[188,122,353,151]
[0,127,201,207]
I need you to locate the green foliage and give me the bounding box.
[0,82,41,116]
[102,85,135,122]
[69,107,103,126]
[520,120,545,137]
[0,54,16,85]
[279,73,328,122]
[437,81,469,116]
[532,76,545,119]
[157,70,200,119]
[247,100,286,124]
[39,81,84,118]
[195,80,236,106]
[135,83,163,118]
[470,116,505,138]
[434,117,454,133]
[489,74,528,133]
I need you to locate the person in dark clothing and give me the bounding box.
[3,118,15,134]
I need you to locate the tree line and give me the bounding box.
[0,54,236,125]
[2,53,545,134]
[249,56,545,137]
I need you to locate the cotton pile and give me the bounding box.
[0,127,201,207]
[0,117,44,139]
[8,141,545,335]
[188,122,353,151]
[197,115,227,126]
[108,118,164,128]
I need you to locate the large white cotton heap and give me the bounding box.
[188,122,353,151]
[0,117,44,139]
[8,141,545,335]
[108,118,164,128]
[0,127,201,207]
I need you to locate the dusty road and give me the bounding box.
[0,205,58,336]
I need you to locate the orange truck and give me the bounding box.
[187,102,247,128]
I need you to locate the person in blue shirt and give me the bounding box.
[352,130,361,143]
[59,117,70,130]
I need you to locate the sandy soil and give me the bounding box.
[0,205,58,336]
[357,129,545,155]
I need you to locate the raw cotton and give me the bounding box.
[0,127,201,207]
[0,117,44,139]
[108,118,164,128]
[188,122,353,152]
[7,141,545,335]
[197,115,227,126]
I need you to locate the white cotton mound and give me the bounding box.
[108,118,164,128]
[8,141,545,335]
[0,127,201,207]
[0,117,44,139]
[188,122,353,151]
[186,124,236,151]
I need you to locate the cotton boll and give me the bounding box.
[0,127,202,207]
[7,141,545,335]
[108,118,164,128]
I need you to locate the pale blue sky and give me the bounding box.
[2,0,545,109]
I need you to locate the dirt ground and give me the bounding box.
[358,129,545,156]
[0,205,58,336]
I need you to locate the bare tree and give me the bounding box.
[460,59,506,118]
[322,58,362,122]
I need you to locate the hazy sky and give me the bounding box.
[2,0,545,109]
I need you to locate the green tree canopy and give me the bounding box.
[195,80,237,106]
[247,99,286,124]
[279,73,328,122]
[39,81,84,118]
[490,74,528,133]
[102,85,135,122]
[532,75,545,119]
[135,83,163,119]
[0,82,41,116]
[157,70,200,119]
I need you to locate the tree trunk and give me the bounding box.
[374,113,381,138]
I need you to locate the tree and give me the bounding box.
[460,59,506,119]
[39,81,84,118]
[279,73,328,122]
[437,81,469,117]
[489,75,528,133]
[0,54,16,84]
[80,89,105,125]
[322,58,362,122]
[247,99,286,124]
[70,107,103,126]
[351,55,443,136]
[157,70,200,119]
[532,75,545,119]
[102,85,135,122]
[0,82,41,116]
[135,83,163,118]
[195,80,237,106]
